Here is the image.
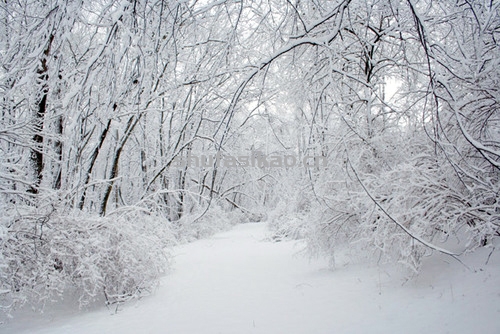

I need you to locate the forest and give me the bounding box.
[1,0,499,313]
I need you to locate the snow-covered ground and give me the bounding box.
[2,223,500,333]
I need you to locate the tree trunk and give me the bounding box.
[29,34,54,194]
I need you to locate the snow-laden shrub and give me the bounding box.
[267,196,310,242]
[172,203,238,243]
[0,206,173,313]
[305,134,499,273]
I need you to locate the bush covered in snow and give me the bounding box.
[172,203,242,243]
[0,205,174,313]
[268,129,499,273]
[267,195,310,242]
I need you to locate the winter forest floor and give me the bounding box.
[2,222,500,334]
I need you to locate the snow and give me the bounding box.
[3,223,500,334]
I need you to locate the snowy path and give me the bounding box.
[4,223,500,333]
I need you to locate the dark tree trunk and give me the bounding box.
[29,34,54,195]
[78,118,112,210]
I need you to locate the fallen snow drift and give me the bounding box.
[3,223,500,333]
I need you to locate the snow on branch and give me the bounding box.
[346,153,462,257]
